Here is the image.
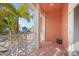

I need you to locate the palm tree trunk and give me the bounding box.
[16,17,19,55]
[17,17,19,33]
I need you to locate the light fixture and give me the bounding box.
[49,4,54,6]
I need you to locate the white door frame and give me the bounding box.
[40,13,46,45]
[68,3,78,56]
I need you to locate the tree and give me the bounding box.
[0,3,30,55]
[0,3,30,34]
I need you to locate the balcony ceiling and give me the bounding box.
[39,3,64,13]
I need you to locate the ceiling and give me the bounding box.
[39,3,64,13]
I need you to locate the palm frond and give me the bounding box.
[18,4,30,22]
[0,3,17,15]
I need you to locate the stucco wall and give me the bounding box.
[46,11,62,42]
[61,4,68,50]
[45,4,68,51]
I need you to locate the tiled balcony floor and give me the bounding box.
[28,41,66,56]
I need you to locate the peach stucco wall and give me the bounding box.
[61,4,68,50]
[46,11,62,42]
[45,4,68,51]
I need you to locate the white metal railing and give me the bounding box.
[0,32,34,56]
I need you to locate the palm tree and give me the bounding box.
[0,3,30,34]
[0,3,30,55]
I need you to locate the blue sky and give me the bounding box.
[19,18,34,27]
[13,3,34,28]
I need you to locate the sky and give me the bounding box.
[13,3,34,29]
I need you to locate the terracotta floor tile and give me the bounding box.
[28,41,65,56]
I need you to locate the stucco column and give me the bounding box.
[34,4,40,49]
